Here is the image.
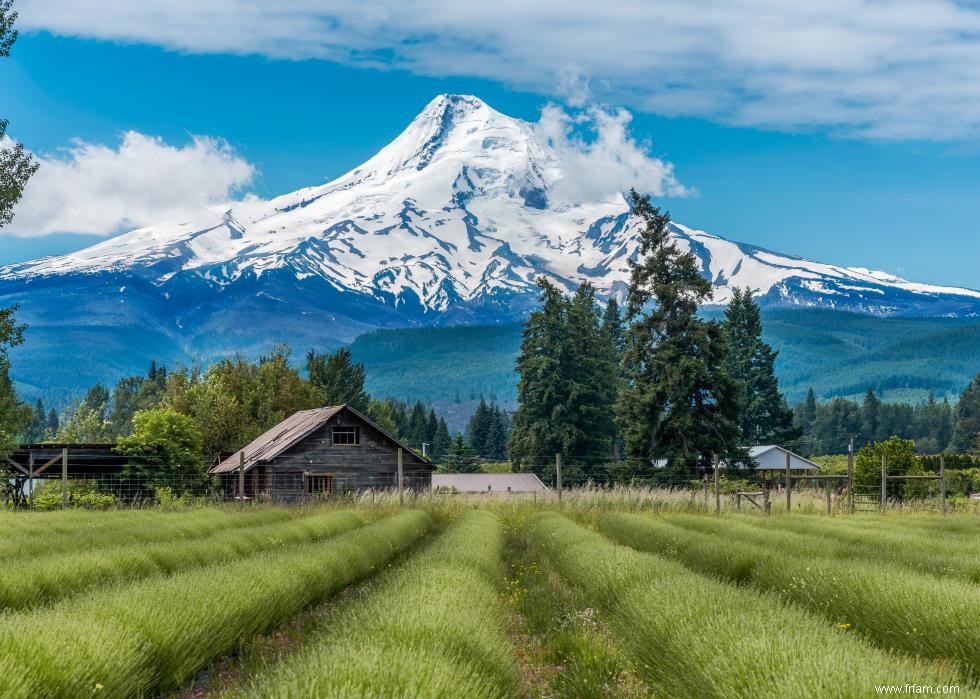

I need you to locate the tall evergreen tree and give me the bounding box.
[724,288,799,445]
[861,387,881,443]
[25,398,45,443]
[616,190,743,477]
[46,407,59,439]
[0,304,26,457]
[305,348,370,411]
[508,278,573,476]
[467,399,492,456]
[951,374,980,453]
[1,1,38,230]
[432,417,452,462]
[442,434,481,473]
[406,401,429,451]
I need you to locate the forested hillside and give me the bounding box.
[351,310,980,407]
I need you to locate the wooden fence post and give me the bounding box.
[27,450,34,510]
[238,451,245,510]
[61,447,68,510]
[846,436,855,514]
[825,480,832,515]
[940,454,947,515]
[880,454,887,513]
[713,454,720,515]
[735,492,741,511]
[556,453,563,507]
[785,450,792,513]
[397,448,404,507]
[763,486,772,515]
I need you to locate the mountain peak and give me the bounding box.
[3,94,980,322]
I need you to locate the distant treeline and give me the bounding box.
[793,377,980,456]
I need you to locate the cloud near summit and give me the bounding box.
[18,0,980,139]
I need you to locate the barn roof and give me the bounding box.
[432,473,549,493]
[211,405,430,474]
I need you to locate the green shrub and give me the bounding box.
[30,480,117,511]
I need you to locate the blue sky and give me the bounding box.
[3,3,980,288]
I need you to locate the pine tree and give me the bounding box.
[46,407,59,439]
[1,2,39,230]
[616,190,743,478]
[508,278,573,476]
[467,399,491,456]
[442,434,481,473]
[724,288,799,446]
[26,398,45,443]
[483,405,509,461]
[305,348,370,411]
[861,387,881,443]
[951,374,980,453]
[0,305,26,457]
[406,401,428,451]
[432,417,452,462]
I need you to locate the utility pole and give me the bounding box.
[846,435,855,514]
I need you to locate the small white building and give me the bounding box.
[729,445,819,475]
[652,445,819,475]
[432,473,549,493]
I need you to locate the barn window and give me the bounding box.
[306,474,333,495]
[332,426,360,446]
[273,472,303,490]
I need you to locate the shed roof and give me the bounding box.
[211,405,430,474]
[432,473,549,493]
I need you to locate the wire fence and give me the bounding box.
[3,459,973,514]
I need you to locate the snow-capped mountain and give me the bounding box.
[2,94,979,376]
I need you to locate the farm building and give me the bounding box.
[432,473,549,493]
[210,405,433,501]
[652,445,819,475]
[730,445,820,475]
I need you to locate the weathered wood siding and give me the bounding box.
[260,408,431,501]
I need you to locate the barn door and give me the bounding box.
[305,474,333,496]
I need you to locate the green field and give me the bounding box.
[1,502,978,698]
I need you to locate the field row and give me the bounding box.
[0,510,976,697]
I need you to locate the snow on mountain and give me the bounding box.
[3,93,979,346]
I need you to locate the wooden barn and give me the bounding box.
[210,405,433,501]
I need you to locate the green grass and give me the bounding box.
[0,509,365,610]
[0,511,432,698]
[599,512,980,680]
[239,510,522,699]
[0,507,296,561]
[525,512,962,697]
[506,520,649,698]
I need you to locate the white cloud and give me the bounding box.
[6,131,256,237]
[17,0,980,139]
[534,104,689,202]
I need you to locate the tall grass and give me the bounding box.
[0,510,365,610]
[600,512,980,680]
[240,510,522,699]
[0,510,432,698]
[718,514,980,583]
[526,512,962,697]
[0,507,297,561]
